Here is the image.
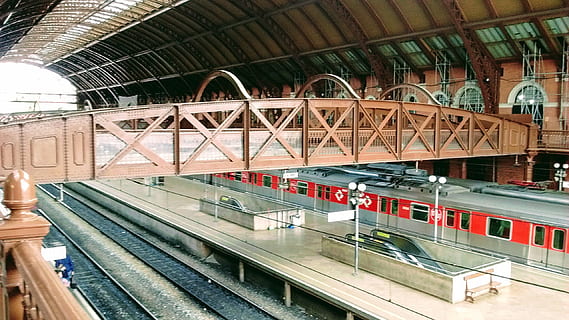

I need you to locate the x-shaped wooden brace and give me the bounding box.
[97,108,174,175]
[440,110,470,154]
[401,107,436,155]
[179,105,243,172]
[249,103,303,162]
[308,101,355,157]
[358,105,398,156]
[473,116,500,151]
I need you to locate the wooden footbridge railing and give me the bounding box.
[0,170,90,319]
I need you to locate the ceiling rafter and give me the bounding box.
[211,1,279,90]
[481,0,523,59]
[532,18,563,70]
[383,0,430,75]
[236,0,319,78]
[57,59,116,105]
[81,42,168,97]
[0,0,61,57]
[320,0,393,89]
[442,0,501,114]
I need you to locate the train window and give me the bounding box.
[487,217,512,240]
[533,226,545,246]
[446,210,455,227]
[391,199,399,215]
[250,173,258,185]
[262,175,272,187]
[297,181,308,195]
[317,185,323,198]
[552,229,566,250]
[324,186,330,200]
[380,198,387,212]
[411,204,429,222]
[235,172,242,182]
[460,212,470,230]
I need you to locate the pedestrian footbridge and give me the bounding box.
[0,72,536,183]
[0,98,535,183]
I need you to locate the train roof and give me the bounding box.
[270,168,569,228]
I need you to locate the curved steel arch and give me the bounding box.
[51,61,111,107]
[193,70,251,102]
[60,56,120,106]
[295,74,361,99]
[380,83,441,105]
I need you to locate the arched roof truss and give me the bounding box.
[0,0,566,108]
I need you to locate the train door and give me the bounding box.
[441,209,457,244]
[545,228,567,272]
[315,184,331,211]
[455,211,471,246]
[528,224,549,268]
[376,197,389,228]
[387,199,399,230]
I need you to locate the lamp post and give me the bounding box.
[554,163,568,191]
[348,181,366,275]
[428,175,447,243]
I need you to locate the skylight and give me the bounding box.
[0,0,183,66]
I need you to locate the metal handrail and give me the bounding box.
[537,130,569,150]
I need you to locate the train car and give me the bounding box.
[204,165,569,274]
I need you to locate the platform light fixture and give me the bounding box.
[348,182,366,275]
[428,175,447,243]
[553,163,568,191]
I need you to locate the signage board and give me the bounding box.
[283,171,298,179]
[328,209,355,222]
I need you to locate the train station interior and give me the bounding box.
[0,1,568,319]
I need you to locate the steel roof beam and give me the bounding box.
[321,0,393,89]
[442,0,501,114]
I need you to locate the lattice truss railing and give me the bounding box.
[0,99,531,183]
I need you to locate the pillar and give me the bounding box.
[284,281,291,307]
[238,260,245,283]
[525,151,538,181]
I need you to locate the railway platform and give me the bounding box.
[80,177,569,320]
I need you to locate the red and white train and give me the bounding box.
[205,164,569,274]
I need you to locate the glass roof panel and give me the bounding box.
[505,22,540,39]
[486,43,515,58]
[378,44,398,57]
[0,0,178,65]
[398,41,422,54]
[447,34,464,47]
[342,50,367,73]
[476,27,506,43]
[324,53,342,65]
[407,53,431,67]
[545,17,569,35]
[425,36,448,51]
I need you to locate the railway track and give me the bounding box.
[39,184,277,320]
[38,207,158,320]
